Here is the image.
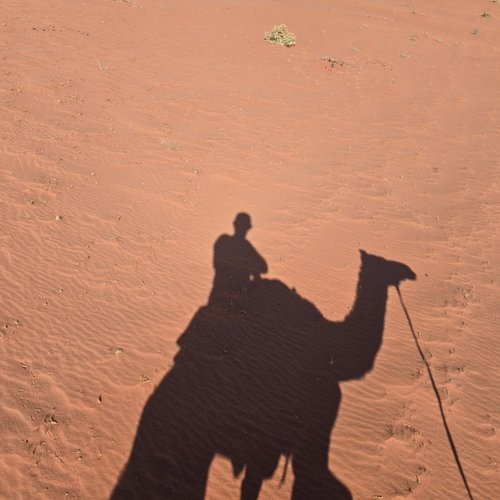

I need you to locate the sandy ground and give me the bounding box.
[1,0,500,498]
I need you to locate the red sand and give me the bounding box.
[1,0,499,498]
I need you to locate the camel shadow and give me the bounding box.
[111,217,416,499]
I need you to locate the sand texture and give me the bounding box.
[1,0,499,498]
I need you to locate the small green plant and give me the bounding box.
[264,24,296,47]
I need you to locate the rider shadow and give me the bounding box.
[111,213,416,500]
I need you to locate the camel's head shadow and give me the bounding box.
[360,249,416,287]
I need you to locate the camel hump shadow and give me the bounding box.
[111,250,415,500]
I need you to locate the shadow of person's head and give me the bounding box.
[233,212,252,239]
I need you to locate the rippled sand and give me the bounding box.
[1,1,499,498]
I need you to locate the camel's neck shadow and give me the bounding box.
[111,250,415,500]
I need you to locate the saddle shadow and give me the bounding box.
[111,213,416,499]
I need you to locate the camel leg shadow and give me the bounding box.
[291,386,352,500]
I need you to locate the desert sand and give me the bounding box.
[1,0,499,498]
